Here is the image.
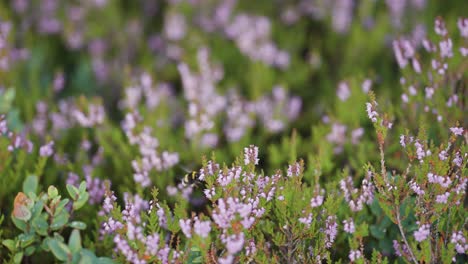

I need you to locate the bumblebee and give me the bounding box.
[180,166,203,188]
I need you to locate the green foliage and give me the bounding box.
[2,176,113,263]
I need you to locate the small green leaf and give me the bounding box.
[2,239,16,252]
[55,199,70,214]
[13,252,23,264]
[18,233,35,247]
[68,229,82,254]
[48,186,59,199]
[188,246,203,264]
[67,185,79,200]
[68,221,87,230]
[79,254,95,264]
[79,249,98,264]
[30,200,44,220]
[41,237,51,251]
[370,225,385,240]
[51,211,69,230]
[97,257,115,264]
[32,215,49,236]
[73,193,89,211]
[24,245,36,256]
[48,238,71,262]
[23,175,38,196]
[12,216,27,231]
[79,181,87,194]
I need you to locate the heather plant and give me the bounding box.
[0,1,467,264]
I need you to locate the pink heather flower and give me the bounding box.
[401,93,408,103]
[337,81,350,101]
[351,128,364,145]
[447,94,459,107]
[412,58,421,73]
[0,115,7,134]
[66,172,79,187]
[310,194,324,208]
[454,178,467,195]
[425,87,434,99]
[85,174,108,205]
[114,234,145,264]
[393,40,408,68]
[362,79,372,93]
[439,150,448,161]
[101,217,124,235]
[287,162,302,177]
[298,213,313,228]
[460,45,467,55]
[450,127,464,136]
[324,215,338,248]
[225,233,245,254]
[393,239,411,257]
[327,123,347,148]
[435,192,450,204]
[166,186,178,196]
[53,71,65,92]
[343,219,355,234]
[193,218,211,238]
[427,173,452,188]
[458,18,468,38]
[246,239,257,256]
[422,39,436,52]
[366,102,378,123]
[145,233,160,256]
[453,152,463,167]
[400,135,406,148]
[102,191,117,214]
[393,240,403,256]
[39,141,54,157]
[204,187,216,199]
[450,231,468,254]
[414,223,430,242]
[409,85,417,95]
[414,141,426,162]
[244,145,259,165]
[331,0,353,33]
[349,250,362,261]
[164,13,187,41]
[435,18,447,36]
[439,39,453,58]
[73,104,105,127]
[409,180,425,196]
[179,219,192,238]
